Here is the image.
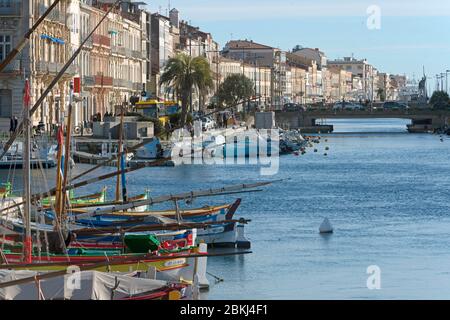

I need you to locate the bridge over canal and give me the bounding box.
[275,109,450,133]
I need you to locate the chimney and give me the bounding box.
[169,8,179,28]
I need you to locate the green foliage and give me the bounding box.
[159,53,214,126]
[217,74,255,107]
[149,118,163,136]
[376,88,386,102]
[430,91,450,106]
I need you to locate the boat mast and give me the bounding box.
[58,83,74,225]
[115,103,126,202]
[22,78,32,263]
[54,124,64,227]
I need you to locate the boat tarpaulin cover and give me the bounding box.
[0,270,168,300]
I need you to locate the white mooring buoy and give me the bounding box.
[319,218,334,234]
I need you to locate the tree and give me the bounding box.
[430,90,450,106]
[217,74,255,107]
[160,53,213,126]
[376,88,386,102]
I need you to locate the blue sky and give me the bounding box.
[144,0,450,86]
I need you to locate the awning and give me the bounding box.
[40,34,65,45]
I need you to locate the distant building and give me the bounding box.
[223,39,288,109]
[328,57,377,102]
[0,0,149,132]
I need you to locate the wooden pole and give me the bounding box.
[22,79,32,263]
[59,99,74,224]
[115,105,124,201]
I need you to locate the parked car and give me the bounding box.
[432,101,450,109]
[201,117,216,131]
[383,101,410,110]
[283,103,306,112]
[333,102,364,111]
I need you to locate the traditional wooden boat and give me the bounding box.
[0,270,189,300]
[40,188,107,208]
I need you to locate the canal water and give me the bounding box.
[7,118,450,299]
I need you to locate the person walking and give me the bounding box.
[9,116,15,137]
[165,121,171,140]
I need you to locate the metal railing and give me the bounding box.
[39,4,65,24]
[131,50,143,59]
[83,76,94,87]
[1,59,20,72]
[35,61,78,75]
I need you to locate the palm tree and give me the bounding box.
[160,53,213,126]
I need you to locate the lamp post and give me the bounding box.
[445,70,450,93]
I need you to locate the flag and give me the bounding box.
[23,78,31,108]
[57,125,64,146]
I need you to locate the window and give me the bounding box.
[0,35,11,61]
[0,0,12,8]
[0,89,12,118]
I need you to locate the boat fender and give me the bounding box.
[195,243,210,290]
[236,224,251,249]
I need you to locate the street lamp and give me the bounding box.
[445,70,450,93]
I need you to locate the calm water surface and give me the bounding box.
[7,118,450,299]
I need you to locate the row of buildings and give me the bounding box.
[0,1,410,132]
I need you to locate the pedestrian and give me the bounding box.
[13,116,18,132]
[9,116,15,137]
[223,113,227,129]
[97,112,101,122]
[165,121,171,140]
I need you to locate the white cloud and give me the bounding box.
[146,0,450,21]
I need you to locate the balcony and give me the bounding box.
[131,50,143,60]
[132,82,142,91]
[124,48,132,57]
[35,61,78,75]
[111,46,126,56]
[94,74,113,87]
[113,79,133,89]
[92,34,110,48]
[1,59,21,73]
[39,4,66,24]
[0,1,21,16]
[82,36,93,48]
[83,76,94,87]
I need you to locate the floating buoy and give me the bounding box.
[314,149,318,152]
[324,153,328,156]
[319,218,333,234]
[325,139,328,142]
[325,147,329,151]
